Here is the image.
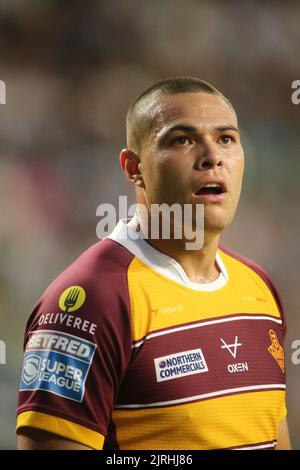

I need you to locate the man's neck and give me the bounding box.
[142,232,221,284]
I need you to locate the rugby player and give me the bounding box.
[17,77,291,450]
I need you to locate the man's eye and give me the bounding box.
[172,136,191,145]
[219,135,233,145]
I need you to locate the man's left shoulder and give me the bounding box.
[218,244,285,317]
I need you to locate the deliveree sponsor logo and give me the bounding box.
[59,286,86,312]
[154,348,208,382]
[37,312,97,335]
[35,285,97,335]
[20,330,96,402]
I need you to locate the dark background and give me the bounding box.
[0,0,299,448]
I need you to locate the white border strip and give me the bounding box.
[235,442,276,450]
[132,314,282,348]
[115,383,286,409]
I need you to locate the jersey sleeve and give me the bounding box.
[16,239,134,449]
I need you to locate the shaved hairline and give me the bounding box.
[126,78,234,153]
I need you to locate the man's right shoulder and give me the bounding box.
[65,237,134,279]
[25,238,135,337]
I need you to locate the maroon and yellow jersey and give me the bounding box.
[17,218,287,450]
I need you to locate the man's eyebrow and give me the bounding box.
[215,124,240,133]
[157,124,197,139]
[157,123,240,139]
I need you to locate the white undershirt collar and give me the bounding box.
[108,214,228,292]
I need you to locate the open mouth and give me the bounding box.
[195,183,226,196]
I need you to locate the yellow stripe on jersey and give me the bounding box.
[112,390,286,450]
[16,411,104,449]
[128,249,281,343]
[278,399,287,422]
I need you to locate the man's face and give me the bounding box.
[138,92,244,234]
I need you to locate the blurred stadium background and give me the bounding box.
[0,0,299,449]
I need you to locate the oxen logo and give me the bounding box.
[220,336,242,358]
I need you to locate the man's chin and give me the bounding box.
[203,210,233,235]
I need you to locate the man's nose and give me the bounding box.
[194,141,223,170]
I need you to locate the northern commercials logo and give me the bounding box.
[59,286,86,312]
[154,348,208,382]
[20,330,96,402]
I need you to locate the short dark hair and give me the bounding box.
[126,77,233,152]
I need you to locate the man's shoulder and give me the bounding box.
[219,244,269,277]
[70,237,134,273]
[219,244,284,316]
[33,239,135,318]
[51,238,135,288]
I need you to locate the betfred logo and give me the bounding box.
[20,330,96,402]
[154,348,208,382]
[26,330,93,360]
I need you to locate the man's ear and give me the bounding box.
[120,149,145,188]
